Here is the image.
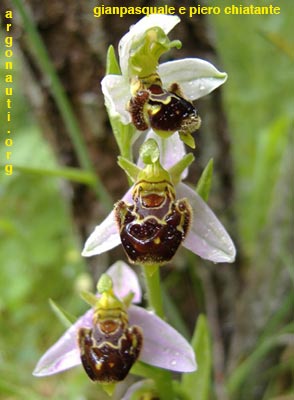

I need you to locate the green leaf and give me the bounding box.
[131,361,159,380]
[161,286,190,340]
[106,45,121,75]
[182,314,212,400]
[3,164,96,185]
[260,30,294,61]
[244,116,290,249]
[132,362,174,400]
[0,379,44,400]
[196,159,214,201]
[227,322,294,396]
[49,299,77,328]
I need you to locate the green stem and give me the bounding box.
[12,0,112,208]
[142,266,176,399]
[143,266,164,319]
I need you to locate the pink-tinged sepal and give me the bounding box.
[129,305,197,372]
[178,183,236,263]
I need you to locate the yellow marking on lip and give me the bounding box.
[153,237,161,245]
[95,362,102,371]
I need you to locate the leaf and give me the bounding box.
[181,314,212,400]
[227,323,294,396]
[260,30,294,60]
[196,158,214,201]
[4,164,96,185]
[49,299,77,328]
[244,116,291,249]
[0,378,43,400]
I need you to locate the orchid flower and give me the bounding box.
[33,261,196,386]
[82,133,236,264]
[102,14,227,148]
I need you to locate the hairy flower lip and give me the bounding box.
[102,57,228,125]
[33,262,196,377]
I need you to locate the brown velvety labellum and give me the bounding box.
[78,324,143,382]
[115,195,192,265]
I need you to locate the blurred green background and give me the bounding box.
[0,1,293,399]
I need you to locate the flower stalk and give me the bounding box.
[143,265,165,318]
[33,14,236,399]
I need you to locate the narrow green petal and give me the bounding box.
[49,299,77,328]
[196,158,214,201]
[168,153,195,185]
[117,156,141,183]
